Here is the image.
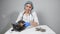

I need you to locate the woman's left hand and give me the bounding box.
[30,21,38,27]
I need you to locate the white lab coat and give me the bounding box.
[16,11,39,25]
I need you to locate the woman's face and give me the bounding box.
[25,4,32,11]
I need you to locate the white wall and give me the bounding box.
[0,0,60,34]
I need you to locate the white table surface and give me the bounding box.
[4,25,56,34]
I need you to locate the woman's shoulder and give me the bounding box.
[32,11,37,15]
[19,11,24,14]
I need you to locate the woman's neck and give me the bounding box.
[24,10,31,16]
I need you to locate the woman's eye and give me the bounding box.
[26,6,31,8]
[29,7,31,8]
[26,6,28,7]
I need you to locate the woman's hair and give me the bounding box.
[24,1,34,10]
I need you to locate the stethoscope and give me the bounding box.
[21,11,34,21]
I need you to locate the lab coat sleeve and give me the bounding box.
[16,12,23,23]
[32,12,39,25]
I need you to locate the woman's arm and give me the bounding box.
[30,11,39,27]
[16,12,24,23]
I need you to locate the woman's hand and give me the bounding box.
[30,21,38,27]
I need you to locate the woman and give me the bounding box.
[16,1,39,28]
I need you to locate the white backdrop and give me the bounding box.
[0,0,60,34]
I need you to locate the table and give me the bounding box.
[4,25,56,34]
